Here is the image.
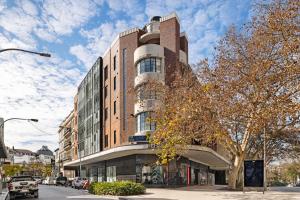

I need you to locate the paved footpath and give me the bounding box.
[6,185,300,200]
[121,186,300,200]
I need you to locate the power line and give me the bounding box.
[29,121,57,136]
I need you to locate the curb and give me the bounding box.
[0,191,9,200]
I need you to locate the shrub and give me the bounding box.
[89,181,146,196]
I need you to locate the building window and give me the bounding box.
[104,66,108,80]
[113,101,116,115]
[113,130,116,144]
[105,108,108,120]
[136,112,156,132]
[106,166,116,182]
[105,86,108,98]
[113,55,116,70]
[113,76,116,90]
[137,87,159,100]
[105,135,108,147]
[136,57,161,75]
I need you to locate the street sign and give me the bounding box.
[244,160,264,187]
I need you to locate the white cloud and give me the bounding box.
[0,6,39,46]
[70,45,95,68]
[17,0,39,16]
[71,21,130,69]
[0,34,80,152]
[0,0,7,12]
[42,0,102,35]
[0,0,252,152]
[106,0,143,15]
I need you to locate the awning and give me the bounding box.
[64,144,230,170]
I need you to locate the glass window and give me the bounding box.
[113,77,116,90]
[113,101,116,114]
[136,112,156,132]
[105,108,108,120]
[113,55,116,70]
[113,130,116,144]
[105,86,108,98]
[137,87,159,100]
[107,166,116,182]
[104,66,108,80]
[142,165,163,185]
[105,135,108,147]
[136,57,161,75]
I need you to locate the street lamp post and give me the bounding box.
[0,118,38,193]
[263,126,267,193]
[0,118,39,128]
[0,48,51,57]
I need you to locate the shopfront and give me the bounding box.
[64,144,230,186]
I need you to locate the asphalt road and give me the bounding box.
[10,184,300,200]
[21,185,110,200]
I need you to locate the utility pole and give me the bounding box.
[263,126,267,193]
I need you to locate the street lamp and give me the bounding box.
[0,48,51,57]
[0,118,38,128]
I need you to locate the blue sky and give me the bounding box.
[0,0,252,152]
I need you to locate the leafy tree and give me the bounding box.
[284,162,300,184]
[2,164,24,177]
[41,165,52,177]
[151,0,300,189]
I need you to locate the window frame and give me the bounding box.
[113,76,116,90]
[104,66,108,81]
[136,57,161,75]
[113,101,116,115]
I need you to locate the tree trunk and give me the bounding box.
[228,155,244,190]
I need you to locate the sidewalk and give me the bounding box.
[87,186,299,200]
[118,186,300,200]
[0,188,8,200]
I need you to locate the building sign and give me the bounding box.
[244,160,264,187]
[128,135,147,143]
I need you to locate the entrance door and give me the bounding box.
[194,169,199,185]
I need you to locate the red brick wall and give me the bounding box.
[160,18,181,85]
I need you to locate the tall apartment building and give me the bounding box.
[58,110,76,178]
[63,13,229,186]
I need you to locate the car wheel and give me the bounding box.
[34,191,39,198]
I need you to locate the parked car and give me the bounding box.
[72,177,87,189]
[8,175,39,199]
[33,176,42,184]
[56,176,68,186]
[42,176,56,185]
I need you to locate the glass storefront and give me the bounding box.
[141,165,164,185]
[106,166,116,182]
[97,166,105,182]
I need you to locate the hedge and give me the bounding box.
[89,181,146,196]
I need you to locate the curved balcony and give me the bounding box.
[134,130,154,136]
[134,99,162,115]
[134,44,165,88]
[139,31,160,43]
[134,44,164,65]
[134,72,164,88]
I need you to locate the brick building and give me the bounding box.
[61,13,230,186]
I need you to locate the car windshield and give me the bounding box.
[11,176,34,182]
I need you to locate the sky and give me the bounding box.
[0,0,252,152]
